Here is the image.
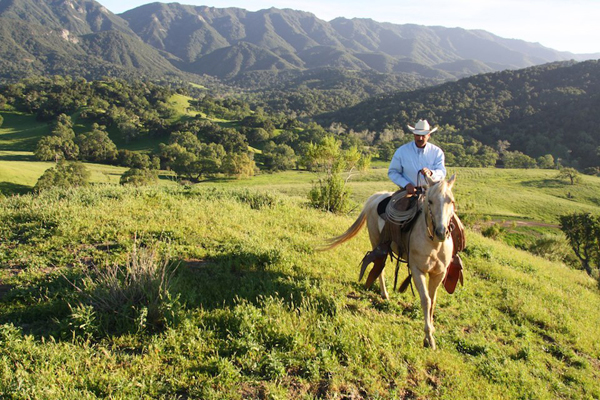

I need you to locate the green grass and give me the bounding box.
[166,93,203,122]
[0,185,598,398]
[0,155,133,194]
[0,111,49,152]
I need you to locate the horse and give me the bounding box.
[323,174,456,349]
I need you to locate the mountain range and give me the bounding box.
[0,0,598,85]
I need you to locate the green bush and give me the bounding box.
[309,174,351,213]
[34,161,90,191]
[119,168,159,186]
[481,222,506,239]
[528,235,573,263]
[71,244,180,336]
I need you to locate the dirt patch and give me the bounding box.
[474,220,559,231]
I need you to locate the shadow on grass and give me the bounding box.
[0,269,84,338]
[0,247,326,340]
[0,153,38,161]
[520,178,567,189]
[0,181,32,195]
[178,247,322,312]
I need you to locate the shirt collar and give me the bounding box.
[413,142,427,153]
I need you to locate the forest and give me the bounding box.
[321,60,600,169]
[1,73,581,187]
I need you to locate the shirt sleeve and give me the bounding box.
[430,147,446,182]
[388,148,410,188]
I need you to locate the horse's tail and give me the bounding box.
[320,193,382,251]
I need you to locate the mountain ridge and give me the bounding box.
[1,0,598,85]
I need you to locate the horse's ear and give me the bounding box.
[447,173,456,190]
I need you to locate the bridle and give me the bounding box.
[423,184,455,242]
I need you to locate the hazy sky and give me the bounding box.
[99,0,600,54]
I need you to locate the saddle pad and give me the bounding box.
[377,195,392,216]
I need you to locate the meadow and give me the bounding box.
[0,179,599,398]
[1,107,600,398]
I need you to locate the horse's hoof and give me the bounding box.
[423,337,437,350]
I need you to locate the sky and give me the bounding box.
[99,0,600,54]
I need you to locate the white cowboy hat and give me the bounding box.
[407,119,438,135]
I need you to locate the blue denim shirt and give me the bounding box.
[388,141,446,188]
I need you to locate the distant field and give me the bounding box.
[216,167,600,222]
[2,108,599,226]
[0,111,48,152]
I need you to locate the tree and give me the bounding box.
[0,114,3,128]
[35,161,90,191]
[559,213,600,277]
[35,135,80,162]
[303,136,370,213]
[537,154,555,169]
[76,124,118,163]
[558,167,581,185]
[504,151,537,168]
[34,114,79,161]
[222,152,256,178]
[118,149,151,169]
[262,142,296,171]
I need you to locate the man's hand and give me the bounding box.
[421,168,433,177]
[405,183,417,195]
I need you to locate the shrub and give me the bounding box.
[528,235,573,263]
[120,168,159,186]
[71,244,180,336]
[481,222,506,239]
[309,174,351,213]
[34,161,90,191]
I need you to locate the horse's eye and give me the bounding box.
[428,200,432,205]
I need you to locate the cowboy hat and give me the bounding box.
[407,119,438,135]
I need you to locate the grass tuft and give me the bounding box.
[68,243,180,337]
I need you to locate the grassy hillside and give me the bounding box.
[0,185,598,398]
[215,167,600,222]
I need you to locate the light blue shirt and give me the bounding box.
[388,142,446,188]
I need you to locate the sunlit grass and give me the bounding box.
[0,185,598,398]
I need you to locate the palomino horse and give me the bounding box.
[324,174,456,349]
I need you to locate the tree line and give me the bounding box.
[322,60,600,170]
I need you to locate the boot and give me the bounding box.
[359,242,390,289]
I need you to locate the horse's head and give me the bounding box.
[424,174,456,241]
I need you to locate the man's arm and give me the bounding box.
[388,148,410,188]
[429,148,446,182]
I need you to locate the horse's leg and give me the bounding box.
[378,271,389,300]
[427,271,445,328]
[411,268,436,349]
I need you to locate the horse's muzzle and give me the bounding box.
[435,226,448,241]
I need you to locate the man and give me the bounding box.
[361,119,446,287]
[389,119,446,194]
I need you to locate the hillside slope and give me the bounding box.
[322,60,600,168]
[0,185,599,398]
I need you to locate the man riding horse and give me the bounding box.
[362,120,445,269]
[360,119,464,293]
